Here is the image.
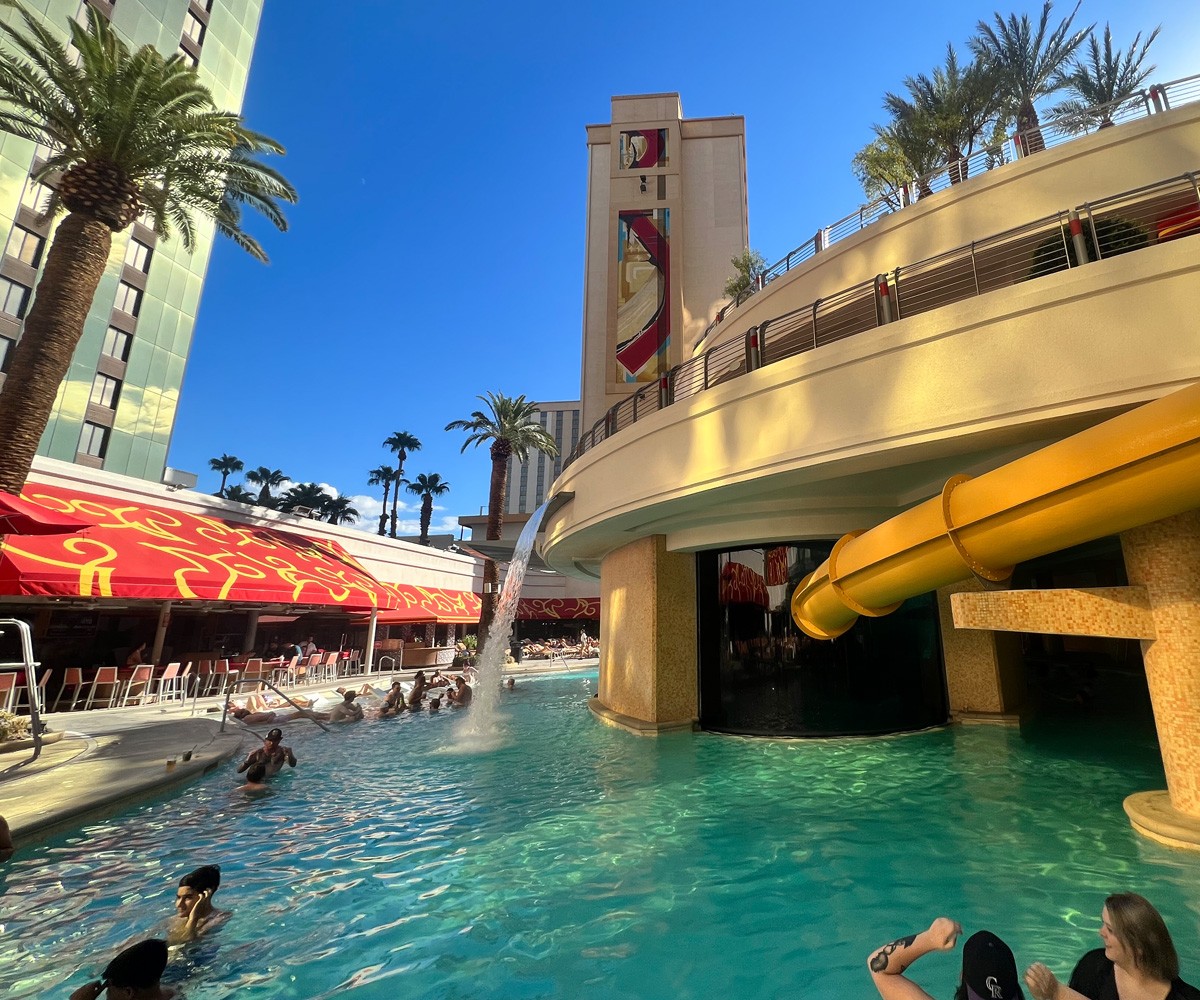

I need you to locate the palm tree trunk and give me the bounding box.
[420,494,432,545]
[1017,100,1046,154]
[478,449,510,645]
[0,213,113,493]
[378,481,390,536]
[390,459,404,538]
[219,472,229,494]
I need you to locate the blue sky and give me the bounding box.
[167,0,1200,535]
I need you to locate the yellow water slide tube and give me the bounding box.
[791,381,1200,639]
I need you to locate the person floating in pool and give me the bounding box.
[868,916,1024,1000]
[236,728,296,777]
[238,763,271,796]
[1024,892,1200,1000]
[447,675,473,706]
[327,690,364,723]
[70,938,174,1000]
[168,865,228,945]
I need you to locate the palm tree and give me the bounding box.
[367,465,397,537]
[244,467,288,506]
[884,45,1000,185]
[406,473,451,545]
[970,1,1093,154]
[853,126,942,206]
[208,454,243,497]
[0,4,295,494]
[222,484,255,505]
[382,431,421,539]
[324,494,360,525]
[1049,24,1160,132]
[277,482,330,515]
[446,393,557,642]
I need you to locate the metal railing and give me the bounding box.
[567,169,1200,466]
[219,678,331,734]
[689,72,1200,355]
[0,619,43,765]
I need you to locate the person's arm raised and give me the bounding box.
[867,917,962,1000]
[1024,963,1088,1000]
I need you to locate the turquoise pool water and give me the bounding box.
[3,673,1200,1000]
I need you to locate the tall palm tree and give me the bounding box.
[1049,24,1160,132]
[446,393,557,642]
[367,465,397,537]
[970,1,1092,154]
[0,4,295,494]
[323,494,359,525]
[382,431,421,539]
[208,454,243,497]
[406,473,451,546]
[884,45,1000,185]
[277,481,330,515]
[221,484,255,505]
[244,467,288,506]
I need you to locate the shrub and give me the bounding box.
[1029,216,1149,279]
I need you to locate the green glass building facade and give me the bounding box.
[0,0,264,481]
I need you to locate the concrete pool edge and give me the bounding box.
[587,697,697,735]
[1,718,243,844]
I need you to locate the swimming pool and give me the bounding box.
[3,673,1199,999]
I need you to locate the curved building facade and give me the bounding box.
[543,93,1200,845]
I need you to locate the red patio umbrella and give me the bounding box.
[0,489,93,535]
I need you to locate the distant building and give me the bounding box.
[505,400,581,514]
[0,0,265,482]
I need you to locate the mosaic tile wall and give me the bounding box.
[1122,511,1200,816]
[599,534,697,725]
[937,580,1024,713]
[950,587,1156,639]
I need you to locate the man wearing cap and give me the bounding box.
[69,939,174,1000]
[236,728,296,777]
[868,916,1025,1000]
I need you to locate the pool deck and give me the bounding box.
[0,659,598,848]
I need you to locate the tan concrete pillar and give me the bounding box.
[596,534,697,732]
[1121,510,1200,817]
[936,580,1024,716]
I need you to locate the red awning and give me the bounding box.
[0,484,400,611]
[0,489,95,535]
[517,597,600,620]
[719,561,769,608]
[370,584,481,624]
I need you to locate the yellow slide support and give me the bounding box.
[792,381,1200,639]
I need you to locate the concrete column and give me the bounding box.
[151,602,172,665]
[936,580,1024,717]
[1121,511,1200,818]
[594,534,697,732]
[241,609,259,657]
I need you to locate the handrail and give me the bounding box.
[564,166,1200,469]
[0,618,42,764]
[685,72,1200,358]
[219,678,331,733]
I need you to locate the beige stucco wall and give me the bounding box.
[598,534,697,725]
[580,95,747,430]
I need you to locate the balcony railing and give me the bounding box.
[566,169,1200,468]
[694,73,1200,349]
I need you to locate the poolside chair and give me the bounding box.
[242,658,265,692]
[83,667,122,710]
[343,649,363,676]
[272,655,299,687]
[0,672,17,713]
[54,667,86,712]
[177,661,194,699]
[120,665,156,707]
[211,659,240,697]
[321,651,339,682]
[194,660,215,696]
[152,663,182,703]
[15,668,52,714]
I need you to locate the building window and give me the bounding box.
[114,280,142,317]
[79,421,108,458]
[4,226,44,268]
[89,373,120,409]
[124,238,152,273]
[101,325,131,362]
[182,10,205,45]
[176,44,198,68]
[0,276,31,319]
[20,181,53,215]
